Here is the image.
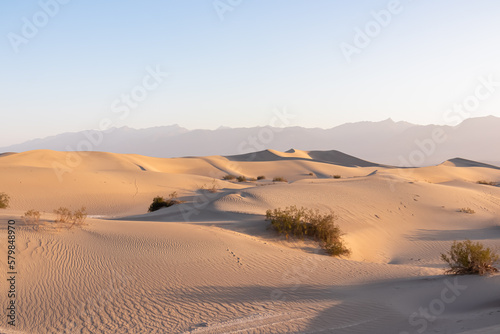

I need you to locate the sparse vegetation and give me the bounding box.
[441,240,499,275]
[0,192,10,209]
[54,207,72,224]
[273,177,288,182]
[222,174,237,180]
[23,209,41,228]
[54,206,88,229]
[459,207,475,214]
[148,192,183,212]
[207,185,218,193]
[200,179,219,193]
[21,207,87,231]
[308,172,314,176]
[332,175,341,179]
[266,206,350,257]
[237,176,247,182]
[477,180,498,186]
[248,177,257,181]
[72,207,87,228]
[257,175,266,180]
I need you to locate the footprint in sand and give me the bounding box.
[226,248,243,266]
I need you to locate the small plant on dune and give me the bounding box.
[52,207,87,230]
[148,191,183,212]
[23,209,41,229]
[72,207,88,229]
[54,206,87,229]
[459,207,475,214]
[237,176,247,182]
[207,183,219,193]
[266,206,350,257]
[54,207,72,224]
[441,240,499,275]
[273,177,288,182]
[222,174,237,180]
[477,180,498,186]
[308,172,314,176]
[149,197,168,212]
[200,179,219,193]
[248,177,257,181]
[0,192,10,209]
[257,175,266,180]
[332,175,341,179]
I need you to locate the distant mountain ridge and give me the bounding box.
[2,116,500,167]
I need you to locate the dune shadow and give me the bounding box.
[173,274,500,333]
[447,158,500,170]
[224,149,386,168]
[171,284,350,333]
[135,164,147,171]
[169,278,457,334]
[407,226,500,241]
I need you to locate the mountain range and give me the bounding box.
[2,116,499,166]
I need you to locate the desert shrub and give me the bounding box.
[266,206,350,257]
[237,176,247,182]
[441,240,499,275]
[207,185,218,193]
[308,172,314,176]
[148,197,167,212]
[54,206,87,229]
[223,174,237,180]
[273,177,288,182]
[248,177,257,181]
[477,180,497,186]
[200,180,219,193]
[54,207,72,224]
[332,175,341,179]
[148,192,182,212]
[23,209,41,228]
[72,207,87,228]
[0,192,10,209]
[257,176,266,180]
[459,207,475,214]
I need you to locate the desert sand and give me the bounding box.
[1,149,500,333]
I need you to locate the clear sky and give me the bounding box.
[2,0,500,146]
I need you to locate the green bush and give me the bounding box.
[273,177,288,182]
[266,206,350,257]
[441,240,499,275]
[237,176,247,182]
[0,192,10,209]
[222,174,237,180]
[257,175,266,180]
[148,192,182,212]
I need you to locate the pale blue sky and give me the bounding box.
[2,0,500,146]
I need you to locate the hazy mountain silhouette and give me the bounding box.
[2,116,499,167]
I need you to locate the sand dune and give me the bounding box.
[226,149,382,168]
[1,149,500,333]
